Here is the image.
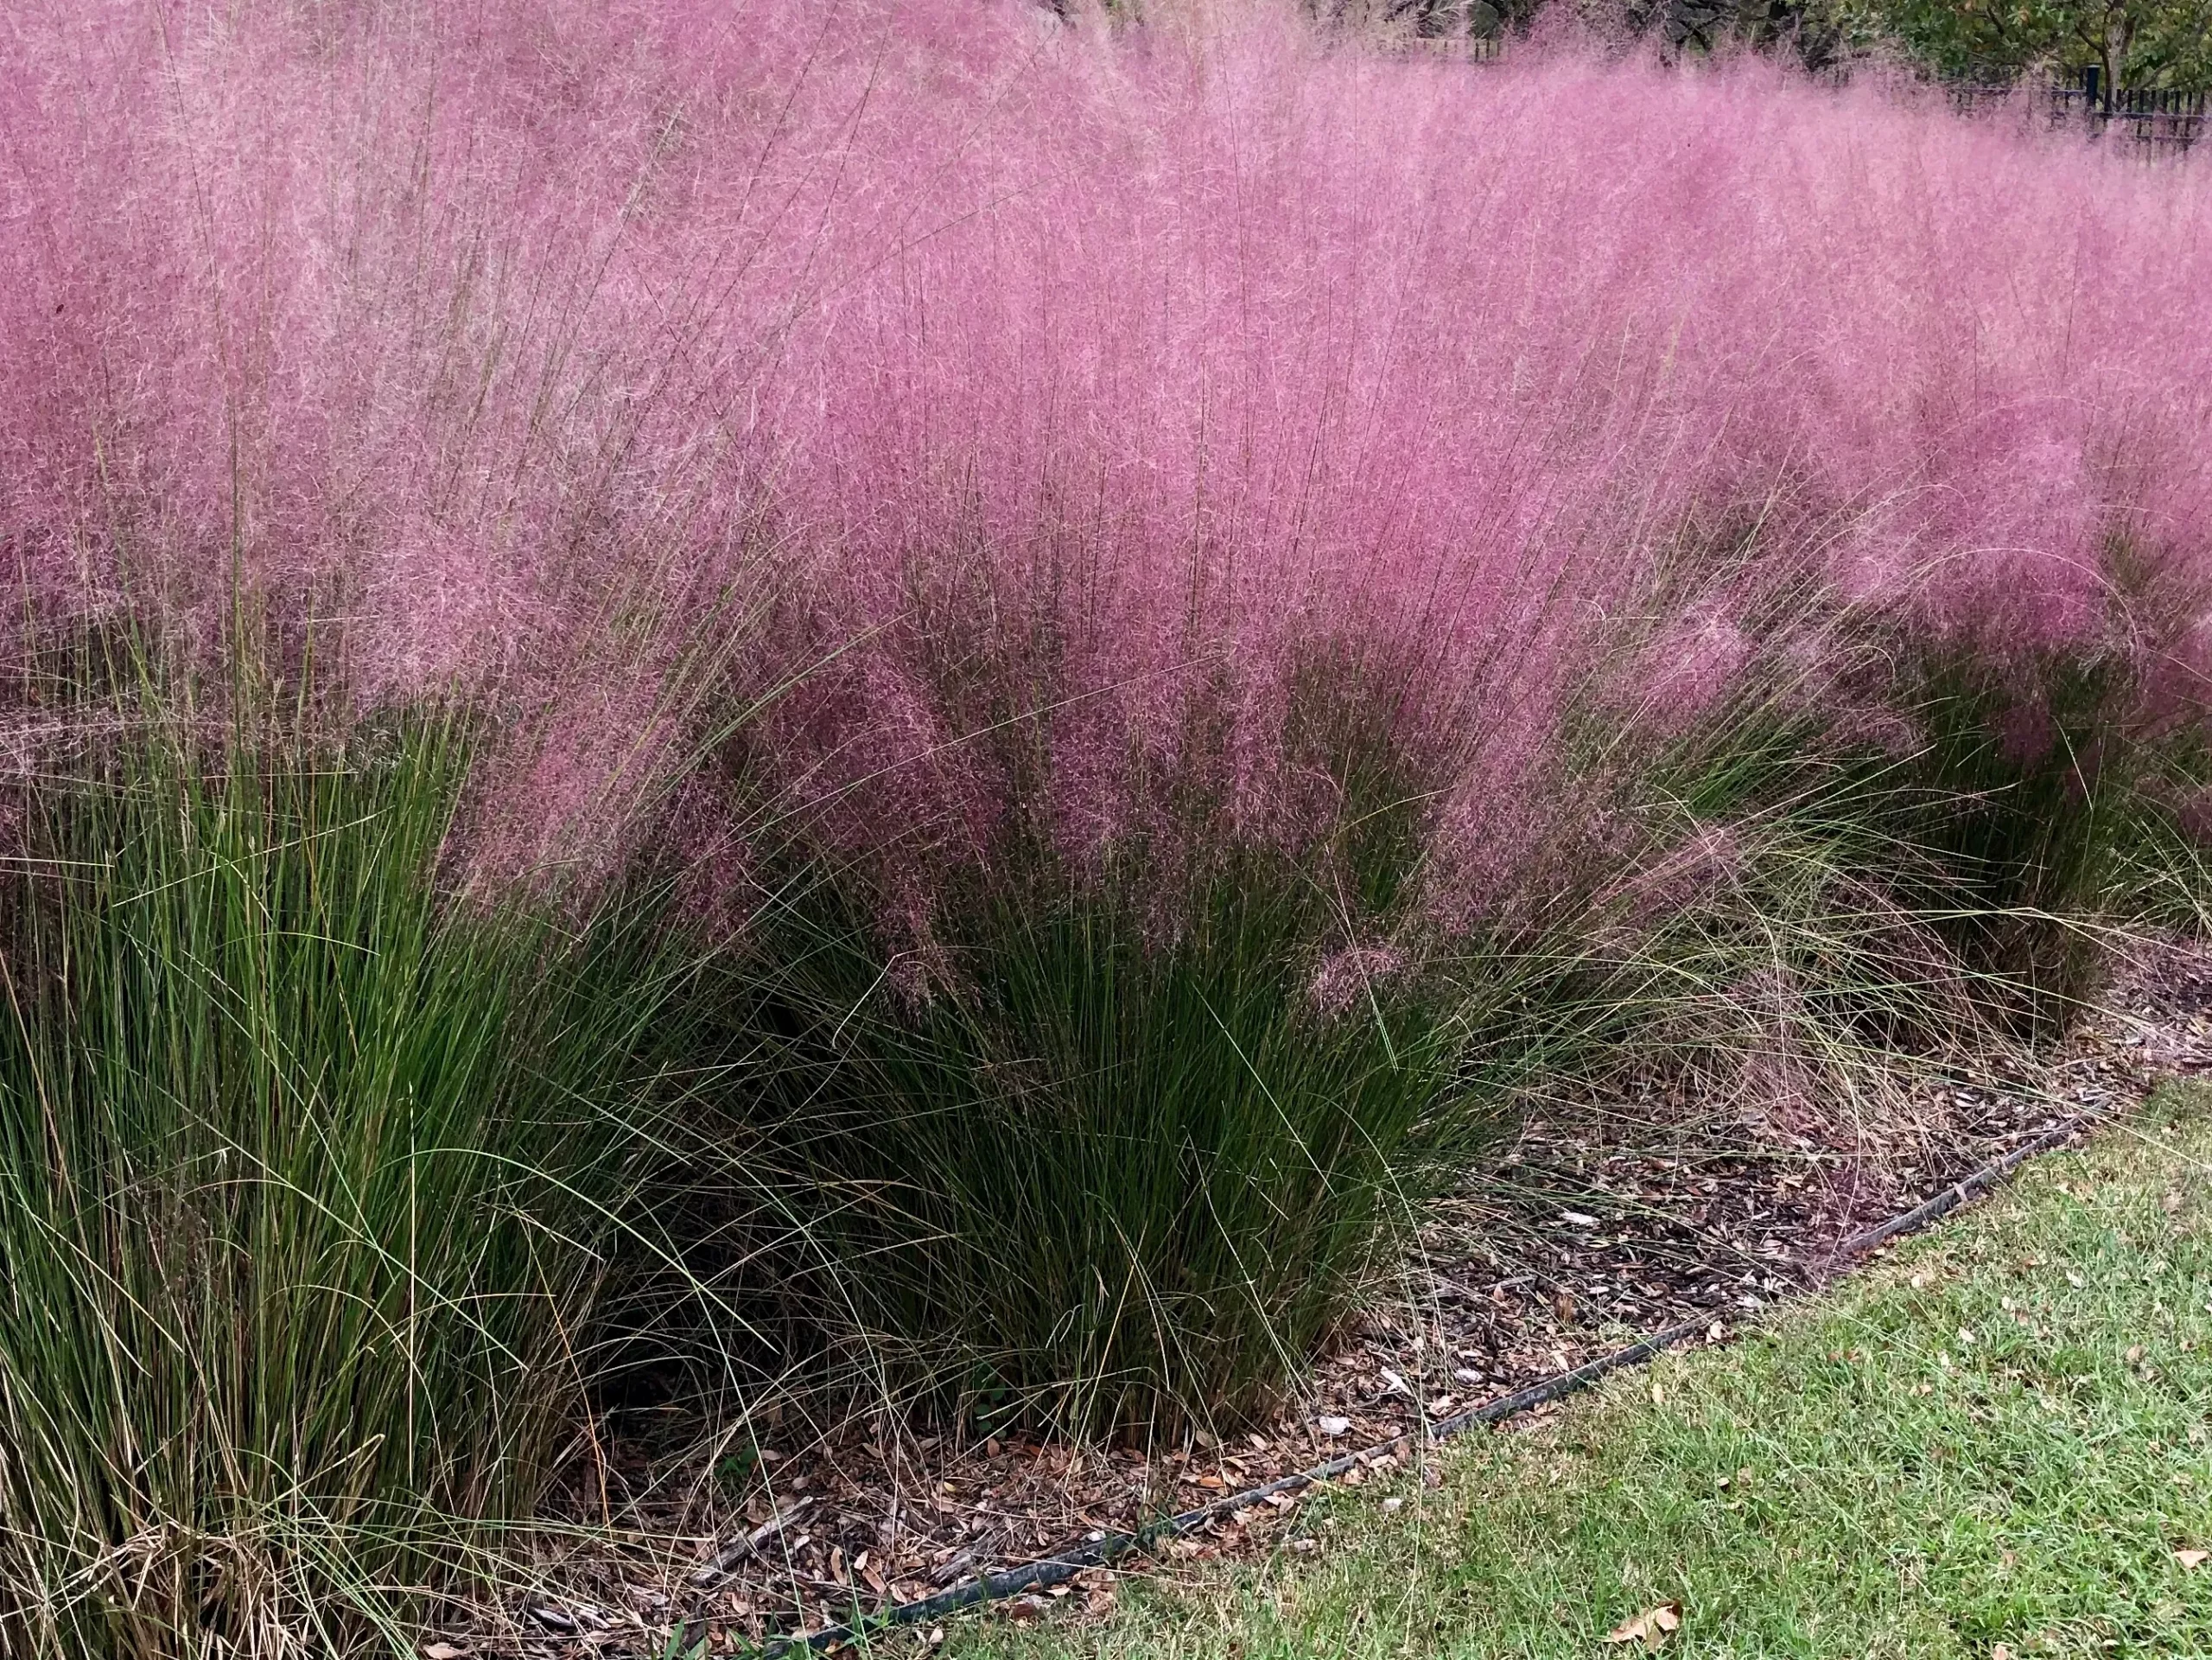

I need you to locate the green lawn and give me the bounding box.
[948,1087,2212,1659]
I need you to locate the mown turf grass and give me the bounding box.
[950,1084,2212,1659]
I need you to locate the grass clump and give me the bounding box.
[726,847,1484,1441]
[955,1085,2212,1658]
[706,654,1515,1438]
[1878,649,2146,1033]
[0,714,677,1658]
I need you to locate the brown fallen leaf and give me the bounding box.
[2176,1547,2210,1570]
[422,1646,468,1660]
[1603,1602,1682,1650]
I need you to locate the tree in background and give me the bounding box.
[1320,0,2210,91]
[1813,0,2212,95]
[1623,0,1850,64]
[1357,0,1827,51]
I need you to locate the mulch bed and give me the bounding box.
[478,944,2212,1656]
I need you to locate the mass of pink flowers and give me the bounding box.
[4,0,2209,916]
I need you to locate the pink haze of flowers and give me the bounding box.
[3,0,2210,914]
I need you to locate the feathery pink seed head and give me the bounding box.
[2,0,2208,927]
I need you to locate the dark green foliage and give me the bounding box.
[1886,652,2130,1028]
[0,716,677,1657]
[722,847,1484,1439]
[1829,0,2212,96]
[691,652,1499,1437]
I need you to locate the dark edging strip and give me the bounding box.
[680,1116,2088,1657]
[744,1312,1722,1657]
[1823,1116,2083,1264]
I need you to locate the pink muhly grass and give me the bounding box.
[727,16,2212,937]
[0,0,837,868]
[3,0,2210,919]
[1311,944,1410,1017]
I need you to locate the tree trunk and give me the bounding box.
[2101,5,2135,109]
